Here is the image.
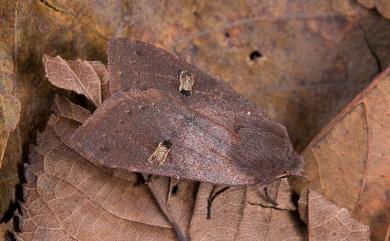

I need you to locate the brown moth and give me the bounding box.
[69,39,302,186]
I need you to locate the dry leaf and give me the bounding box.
[0,133,22,223]
[0,95,20,168]
[357,0,390,19]
[0,95,20,132]
[0,222,12,241]
[70,39,302,186]
[0,0,106,237]
[43,55,102,106]
[144,176,197,241]
[234,179,305,241]
[3,1,390,240]
[298,188,309,224]
[190,184,245,240]
[51,94,91,123]
[290,67,390,240]
[189,179,305,240]
[88,61,110,100]
[299,189,370,241]
[16,99,176,241]
[0,47,21,168]
[0,18,21,233]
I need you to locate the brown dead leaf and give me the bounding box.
[0,222,12,241]
[43,55,102,106]
[51,94,91,123]
[17,98,176,241]
[0,6,21,231]
[190,178,306,240]
[1,0,106,230]
[144,176,198,241]
[0,132,22,226]
[88,61,110,100]
[299,189,370,241]
[290,67,390,240]
[2,0,390,240]
[0,46,21,168]
[0,95,20,132]
[0,95,20,168]
[0,0,111,237]
[357,0,390,19]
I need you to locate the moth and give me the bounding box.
[69,39,302,186]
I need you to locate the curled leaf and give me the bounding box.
[51,94,91,123]
[43,55,102,106]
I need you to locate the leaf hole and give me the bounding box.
[249,50,262,61]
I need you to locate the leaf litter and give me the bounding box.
[11,39,374,241]
[3,2,390,239]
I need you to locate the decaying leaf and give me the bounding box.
[0,24,21,233]
[17,99,177,241]
[0,95,20,168]
[357,0,390,19]
[88,61,110,101]
[0,0,106,238]
[0,47,21,168]
[190,178,305,240]
[0,95,20,132]
[43,55,102,106]
[69,39,302,186]
[0,132,22,225]
[51,94,91,123]
[0,131,9,171]
[290,67,390,241]
[4,1,390,240]
[144,176,197,241]
[299,189,370,241]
